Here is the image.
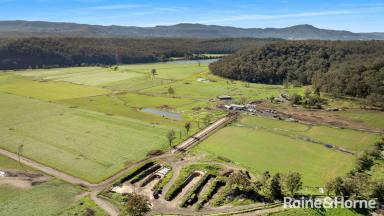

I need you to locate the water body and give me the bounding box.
[141,108,184,120]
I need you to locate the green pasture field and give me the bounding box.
[58,92,225,129]
[0,155,34,171]
[271,208,362,216]
[239,116,379,152]
[142,72,304,101]
[17,63,208,90]
[0,156,98,216]
[17,66,142,86]
[0,179,83,216]
[336,110,384,129]
[60,196,107,216]
[193,120,356,186]
[59,93,195,126]
[0,74,110,101]
[200,53,230,57]
[0,92,173,183]
[105,63,208,91]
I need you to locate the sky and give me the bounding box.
[1,0,384,32]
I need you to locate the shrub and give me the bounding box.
[196,179,226,210]
[180,174,215,208]
[117,162,155,185]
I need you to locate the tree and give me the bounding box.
[202,114,211,126]
[356,153,374,172]
[227,170,255,198]
[270,173,283,200]
[167,129,176,147]
[326,177,344,196]
[262,173,283,200]
[372,180,384,204]
[228,170,252,191]
[122,193,151,216]
[284,172,302,196]
[17,144,24,169]
[151,68,157,79]
[168,87,175,94]
[304,88,312,99]
[289,93,302,105]
[238,96,247,105]
[184,121,191,135]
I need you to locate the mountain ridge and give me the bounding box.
[1,20,384,40]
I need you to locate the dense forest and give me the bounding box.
[0,37,276,70]
[209,41,384,107]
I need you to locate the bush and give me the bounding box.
[165,172,200,201]
[152,167,173,195]
[289,93,302,105]
[180,174,215,208]
[130,164,161,184]
[196,179,226,210]
[164,164,221,201]
[118,162,155,185]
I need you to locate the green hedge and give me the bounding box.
[116,161,155,185]
[164,164,221,201]
[130,164,161,184]
[196,178,226,210]
[180,174,215,208]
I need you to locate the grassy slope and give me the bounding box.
[0,92,170,183]
[0,156,83,216]
[17,66,143,86]
[60,196,108,216]
[0,180,83,216]
[58,92,195,127]
[0,74,110,101]
[194,125,355,187]
[337,110,384,129]
[240,116,379,152]
[270,208,362,216]
[0,155,34,171]
[142,71,304,101]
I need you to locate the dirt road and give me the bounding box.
[0,148,119,215]
[0,148,95,187]
[91,190,120,216]
[172,114,237,153]
[0,113,243,216]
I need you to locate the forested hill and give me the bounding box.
[209,41,384,107]
[0,37,275,70]
[1,21,384,40]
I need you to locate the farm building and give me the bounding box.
[224,104,246,110]
[217,95,232,100]
[0,171,6,177]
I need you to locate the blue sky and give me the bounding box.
[1,0,384,32]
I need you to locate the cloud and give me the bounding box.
[85,4,144,10]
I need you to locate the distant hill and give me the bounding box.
[0,21,383,40]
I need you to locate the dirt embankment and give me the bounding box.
[0,169,51,189]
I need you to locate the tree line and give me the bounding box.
[209,40,384,107]
[0,37,276,70]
